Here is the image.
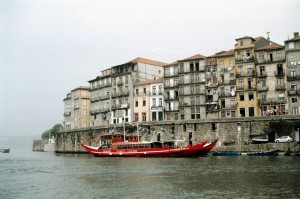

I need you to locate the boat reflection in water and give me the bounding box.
[82,133,218,157]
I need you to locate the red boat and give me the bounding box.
[81,133,216,157]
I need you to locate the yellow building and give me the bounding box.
[68,86,91,129]
[234,36,270,117]
[215,50,236,118]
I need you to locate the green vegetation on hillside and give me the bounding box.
[41,124,63,139]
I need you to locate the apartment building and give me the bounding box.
[255,41,287,116]
[111,57,165,124]
[285,32,300,115]
[234,36,270,117]
[178,54,206,120]
[215,50,236,118]
[164,62,179,121]
[205,53,219,118]
[88,69,112,127]
[63,93,72,129]
[150,77,164,121]
[133,80,151,122]
[63,86,90,129]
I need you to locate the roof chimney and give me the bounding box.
[294,32,299,38]
[267,32,270,40]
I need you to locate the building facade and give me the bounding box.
[255,42,287,116]
[164,62,179,121]
[63,86,90,129]
[215,50,236,118]
[178,54,206,120]
[285,32,300,115]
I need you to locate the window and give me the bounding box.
[143,88,146,95]
[159,85,163,94]
[152,112,157,121]
[143,98,146,106]
[83,109,87,116]
[195,62,199,71]
[83,100,87,106]
[248,93,254,101]
[158,112,163,121]
[134,113,138,122]
[240,93,244,101]
[292,98,297,103]
[278,92,285,101]
[152,86,156,95]
[136,89,139,96]
[240,108,245,117]
[152,98,156,106]
[291,69,296,77]
[135,100,138,107]
[292,107,299,115]
[219,60,224,68]
[249,107,254,117]
[159,98,163,106]
[180,63,184,73]
[165,68,170,76]
[259,53,264,60]
[142,113,146,121]
[229,59,234,67]
[289,42,295,49]
[190,62,194,72]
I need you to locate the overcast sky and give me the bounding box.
[1,0,300,137]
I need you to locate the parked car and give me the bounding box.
[275,136,293,143]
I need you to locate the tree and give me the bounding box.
[41,123,63,139]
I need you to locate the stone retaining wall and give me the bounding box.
[56,115,300,153]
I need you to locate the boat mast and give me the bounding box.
[137,121,139,142]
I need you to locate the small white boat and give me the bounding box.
[1,145,10,153]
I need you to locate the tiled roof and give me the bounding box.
[285,36,300,42]
[255,42,284,51]
[215,49,235,57]
[179,54,206,61]
[164,61,178,66]
[71,86,90,91]
[127,57,166,66]
[235,36,255,41]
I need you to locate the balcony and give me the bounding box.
[236,55,254,62]
[220,104,237,110]
[287,74,300,81]
[219,79,236,86]
[151,105,163,110]
[257,85,269,92]
[164,82,179,89]
[257,71,267,78]
[164,95,179,100]
[219,92,235,97]
[255,57,286,64]
[275,84,286,91]
[258,98,287,105]
[236,71,255,78]
[247,84,256,91]
[288,89,300,96]
[236,86,244,91]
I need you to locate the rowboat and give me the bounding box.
[81,133,216,157]
[247,149,278,156]
[212,151,240,156]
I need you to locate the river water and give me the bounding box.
[1,148,299,199]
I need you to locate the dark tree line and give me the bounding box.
[41,124,63,139]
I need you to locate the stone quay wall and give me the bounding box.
[56,115,300,153]
[32,140,46,152]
